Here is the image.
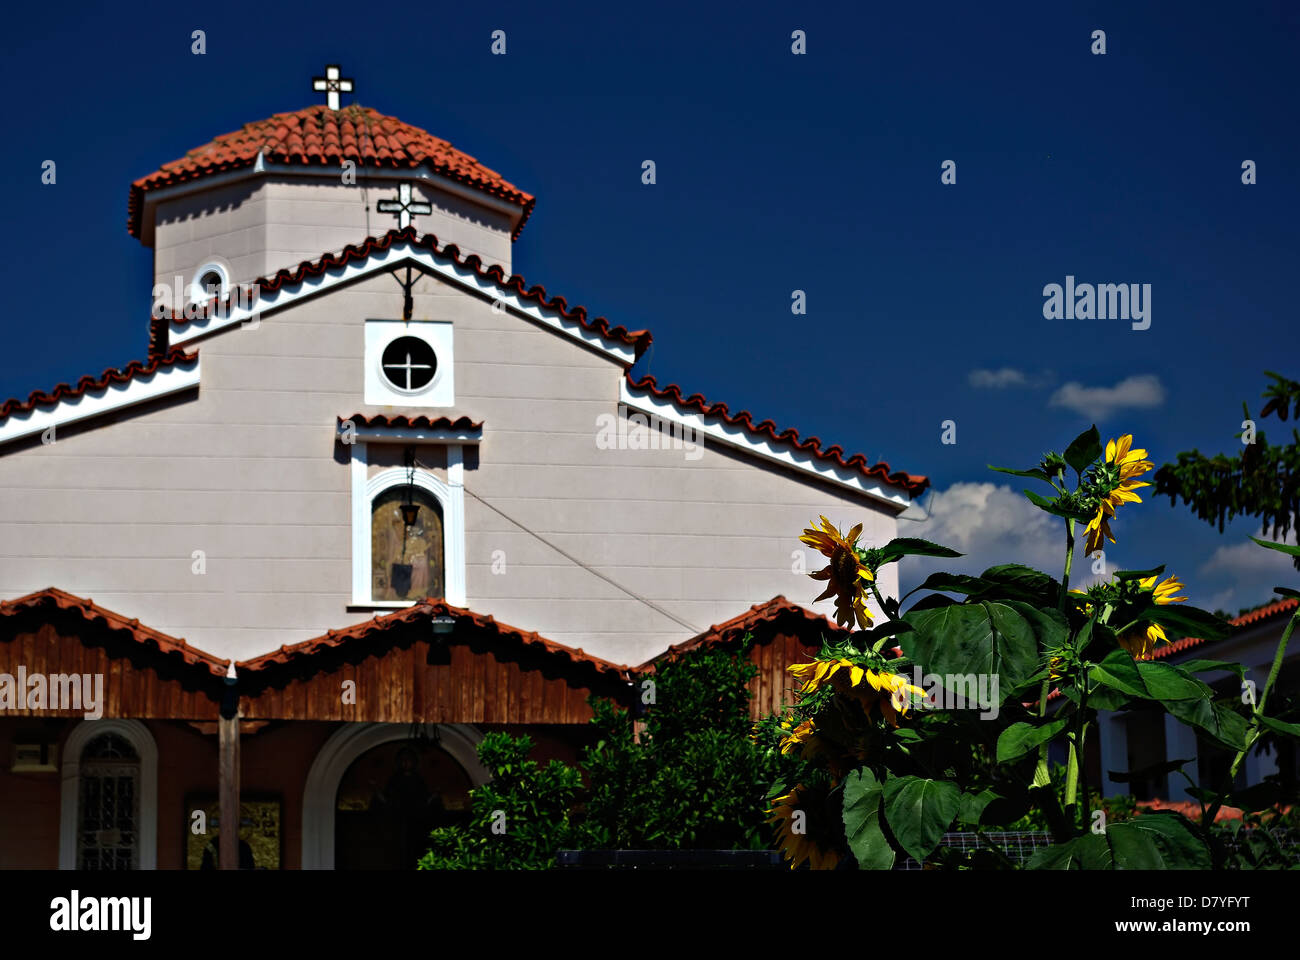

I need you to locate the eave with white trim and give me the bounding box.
[337,420,483,444]
[136,153,527,248]
[0,357,201,448]
[619,377,912,512]
[168,239,639,367]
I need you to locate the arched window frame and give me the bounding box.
[350,443,466,607]
[300,722,488,869]
[59,719,158,870]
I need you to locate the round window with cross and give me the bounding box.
[380,336,438,393]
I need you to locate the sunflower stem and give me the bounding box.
[1036,515,1076,787]
[1059,518,1076,613]
[1078,682,1091,835]
[869,582,889,620]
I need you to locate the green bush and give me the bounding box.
[417,642,784,868]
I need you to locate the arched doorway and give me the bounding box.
[334,738,473,869]
[301,723,487,869]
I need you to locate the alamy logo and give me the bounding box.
[0,667,103,719]
[151,275,261,324]
[1042,275,1151,330]
[50,890,151,940]
[909,668,1000,720]
[595,405,704,461]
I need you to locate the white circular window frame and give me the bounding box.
[376,332,443,397]
[189,261,230,304]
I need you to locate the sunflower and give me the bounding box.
[1048,655,1068,680]
[768,784,840,870]
[1083,435,1154,556]
[1083,499,1116,556]
[789,658,926,726]
[801,516,875,629]
[1105,434,1154,503]
[1118,623,1169,660]
[1143,573,1188,605]
[1118,574,1188,660]
[779,719,818,756]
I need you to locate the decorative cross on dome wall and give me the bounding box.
[312,64,354,110]
[377,183,433,229]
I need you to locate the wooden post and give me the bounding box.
[218,664,240,870]
[218,713,240,869]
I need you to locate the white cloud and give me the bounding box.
[969,367,1028,388]
[897,482,1097,595]
[1049,374,1165,420]
[1197,532,1298,614]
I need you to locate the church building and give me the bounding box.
[0,69,927,870]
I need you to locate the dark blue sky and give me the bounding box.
[2,1,1296,612]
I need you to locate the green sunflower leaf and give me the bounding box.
[881,776,960,864]
[996,717,1071,762]
[1163,698,1250,751]
[842,768,895,870]
[1112,565,1167,581]
[980,564,1061,603]
[876,537,963,563]
[911,572,992,596]
[1258,714,1300,740]
[902,601,1043,697]
[1142,604,1234,642]
[1089,651,1211,702]
[1023,489,1093,522]
[1251,537,1300,557]
[1107,814,1211,870]
[1178,659,1248,682]
[990,465,1053,483]
[1027,833,1112,870]
[1105,757,1194,784]
[1064,425,1103,474]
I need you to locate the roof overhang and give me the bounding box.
[336,414,483,444]
[135,157,528,247]
[168,232,641,366]
[620,377,914,511]
[0,352,200,449]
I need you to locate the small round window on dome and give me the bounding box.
[381,336,438,391]
[190,263,228,305]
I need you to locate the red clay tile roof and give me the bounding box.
[129,104,536,240]
[0,347,197,421]
[148,315,170,361]
[1147,596,1299,660]
[167,227,653,360]
[626,374,930,498]
[236,598,631,679]
[1135,799,1252,822]
[339,413,482,432]
[0,588,230,674]
[641,596,848,670]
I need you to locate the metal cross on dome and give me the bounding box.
[377,183,433,229]
[312,64,354,110]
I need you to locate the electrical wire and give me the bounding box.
[461,485,700,634]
